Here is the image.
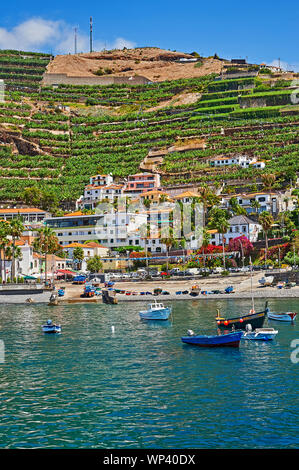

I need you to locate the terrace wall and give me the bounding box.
[42,73,151,86]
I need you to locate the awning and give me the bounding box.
[23,275,37,280]
[56,269,77,276]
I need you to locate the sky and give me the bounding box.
[0,0,298,70]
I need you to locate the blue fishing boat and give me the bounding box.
[139,300,172,320]
[181,329,242,347]
[42,319,61,334]
[225,286,234,294]
[57,288,65,297]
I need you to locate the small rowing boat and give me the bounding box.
[42,319,61,334]
[267,311,297,322]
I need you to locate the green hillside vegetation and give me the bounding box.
[0,50,298,204]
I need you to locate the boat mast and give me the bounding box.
[249,256,255,312]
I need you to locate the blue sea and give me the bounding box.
[0,298,298,449]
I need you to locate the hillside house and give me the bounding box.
[209,155,264,169]
[208,215,261,245]
[124,173,161,195]
[220,191,295,216]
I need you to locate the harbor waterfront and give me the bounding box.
[0,298,298,449]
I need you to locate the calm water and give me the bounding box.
[0,298,298,449]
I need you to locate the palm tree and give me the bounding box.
[229,196,247,215]
[161,227,178,271]
[9,217,24,282]
[33,226,60,285]
[258,211,274,264]
[214,217,230,269]
[250,199,261,216]
[261,173,276,191]
[198,185,212,227]
[0,221,10,283]
[201,228,211,270]
[73,246,84,270]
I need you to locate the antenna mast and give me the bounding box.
[74,27,78,54]
[90,17,93,53]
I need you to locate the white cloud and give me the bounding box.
[267,59,299,73]
[0,18,136,54]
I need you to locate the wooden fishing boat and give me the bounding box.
[216,304,267,330]
[190,285,200,297]
[267,311,297,322]
[102,289,118,304]
[181,329,242,347]
[217,259,268,330]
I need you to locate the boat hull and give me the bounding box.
[139,307,171,320]
[42,326,61,334]
[267,312,297,322]
[181,331,242,347]
[217,310,266,330]
[241,330,278,341]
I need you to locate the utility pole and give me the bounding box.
[90,17,93,53]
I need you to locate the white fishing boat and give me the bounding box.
[241,324,278,341]
[267,311,297,322]
[139,300,172,320]
[258,276,274,287]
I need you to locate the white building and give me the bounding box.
[210,155,265,169]
[209,215,261,245]
[221,191,295,216]
[45,210,147,250]
[62,242,109,272]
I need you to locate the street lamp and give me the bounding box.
[238,238,245,269]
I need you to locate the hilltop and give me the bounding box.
[45,47,223,82]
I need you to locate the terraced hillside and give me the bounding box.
[0,50,298,204]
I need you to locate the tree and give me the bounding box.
[73,247,84,270]
[229,197,247,215]
[160,227,178,271]
[250,199,261,216]
[9,217,24,282]
[198,185,212,227]
[258,211,274,264]
[228,235,254,266]
[214,217,230,269]
[201,229,211,269]
[33,226,60,285]
[23,186,43,207]
[261,173,276,191]
[0,221,10,282]
[86,255,103,273]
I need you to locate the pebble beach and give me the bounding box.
[1,272,299,304]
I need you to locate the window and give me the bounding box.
[258,197,266,202]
